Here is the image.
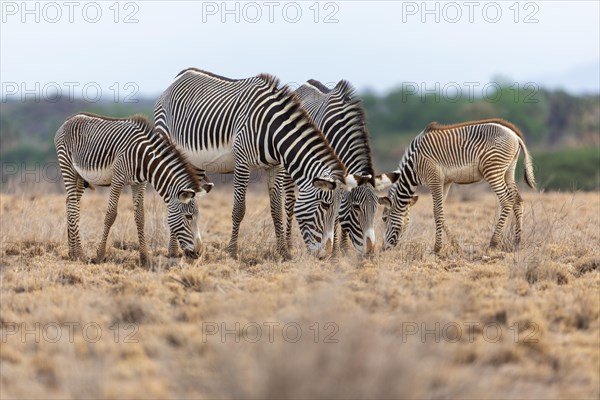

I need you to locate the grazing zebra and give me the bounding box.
[376,119,536,253]
[54,113,213,266]
[154,68,369,258]
[274,79,377,256]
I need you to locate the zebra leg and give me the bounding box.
[505,162,523,249]
[331,220,340,258]
[268,167,291,260]
[442,183,458,247]
[94,181,124,263]
[283,173,296,251]
[442,182,452,202]
[512,189,524,249]
[131,182,150,267]
[64,175,86,261]
[487,177,513,249]
[168,232,180,258]
[430,183,447,253]
[340,227,350,254]
[227,163,250,259]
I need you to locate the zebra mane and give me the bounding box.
[333,80,355,100]
[333,80,374,176]
[426,118,525,140]
[306,79,374,179]
[305,80,355,99]
[257,73,282,90]
[306,79,332,93]
[75,112,152,130]
[175,67,240,82]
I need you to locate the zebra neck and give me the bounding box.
[275,125,342,188]
[395,158,420,198]
[398,134,423,187]
[145,135,184,201]
[326,122,373,177]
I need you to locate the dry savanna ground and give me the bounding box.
[0,183,599,399]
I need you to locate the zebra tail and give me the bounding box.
[518,137,536,190]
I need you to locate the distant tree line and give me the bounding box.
[1,83,598,191]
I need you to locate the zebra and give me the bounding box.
[274,79,378,256]
[54,113,213,267]
[153,68,370,259]
[375,119,536,253]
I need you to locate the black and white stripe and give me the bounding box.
[276,80,376,256]
[54,113,212,266]
[154,68,364,258]
[376,119,536,252]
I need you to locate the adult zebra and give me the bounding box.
[376,119,536,253]
[274,79,378,256]
[154,68,369,259]
[55,113,213,267]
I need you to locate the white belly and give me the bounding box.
[444,165,483,184]
[185,148,236,174]
[74,164,113,185]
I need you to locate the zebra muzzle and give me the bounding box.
[184,244,203,259]
[366,237,375,254]
[325,238,333,253]
[317,238,333,258]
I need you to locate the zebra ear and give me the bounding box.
[196,183,214,198]
[374,172,400,191]
[410,195,419,206]
[178,189,195,204]
[378,196,392,209]
[313,177,337,191]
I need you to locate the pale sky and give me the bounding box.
[1,0,599,100]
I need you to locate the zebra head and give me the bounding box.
[167,183,213,258]
[295,186,343,256]
[379,193,419,250]
[295,174,371,256]
[339,182,379,255]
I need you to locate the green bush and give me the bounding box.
[520,148,600,191]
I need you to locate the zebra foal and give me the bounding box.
[376,119,536,253]
[55,113,212,266]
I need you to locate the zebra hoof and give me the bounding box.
[317,253,331,261]
[139,254,151,268]
[226,243,238,260]
[68,251,85,262]
[277,246,292,261]
[513,238,521,251]
[92,256,105,264]
[450,241,463,256]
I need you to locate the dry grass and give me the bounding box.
[1,185,599,399]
